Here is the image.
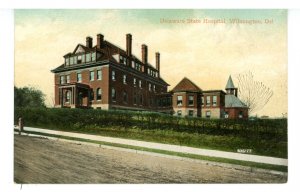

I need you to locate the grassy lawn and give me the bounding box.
[16,129,288,173]
[19,124,287,159]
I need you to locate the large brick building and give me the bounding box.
[51,33,248,119]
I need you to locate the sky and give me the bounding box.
[14,9,287,117]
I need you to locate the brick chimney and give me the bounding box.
[156,52,160,78]
[97,34,104,49]
[86,36,93,48]
[126,34,132,56]
[142,44,148,64]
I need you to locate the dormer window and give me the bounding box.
[77,55,82,64]
[65,58,70,66]
[86,53,91,62]
[82,54,85,63]
[70,57,74,65]
[73,56,77,64]
[120,55,127,65]
[92,52,96,61]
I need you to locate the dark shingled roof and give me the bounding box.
[172,77,202,92]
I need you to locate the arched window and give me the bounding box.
[97,88,102,101]
[112,88,116,101]
[123,91,128,103]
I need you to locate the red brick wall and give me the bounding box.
[172,92,199,109]
[225,108,248,119]
[109,66,165,110]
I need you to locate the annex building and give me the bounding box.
[52,33,248,119]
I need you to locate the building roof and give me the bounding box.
[203,90,226,94]
[225,75,235,89]
[172,77,202,92]
[51,34,169,86]
[225,95,248,108]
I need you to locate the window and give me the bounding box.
[133,62,142,71]
[90,71,94,81]
[112,70,116,81]
[224,111,229,119]
[133,92,137,105]
[201,97,204,107]
[188,110,194,117]
[153,85,156,92]
[123,91,128,103]
[70,57,74,65]
[66,58,69,66]
[239,111,243,119]
[148,83,151,91]
[97,69,102,80]
[65,91,71,103]
[123,75,127,84]
[188,95,194,106]
[60,76,65,84]
[82,54,85,63]
[111,88,116,101]
[92,52,96,61]
[66,75,70,83]
[96,88,102,101]
[206,111,211,118]
[213,96,217,106]
[73,56,77,64]
[206,96,211,106]
[120,55,127,65]
[77,73,82,82]
[177,110,182,116]
[77,55,82,64]
[177,95,183,106]
[139,94,143,105]
[139,80,142,88]
[86,53,91,62]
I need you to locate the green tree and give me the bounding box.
[14,86,46,108]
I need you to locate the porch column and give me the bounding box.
[74,86,77,107]
[71,87,74,105]
[59,88,63,107]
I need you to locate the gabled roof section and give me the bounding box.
[73,44,94,54]
[172,77,202,92]
[225,75,235,89]
[225,95,248,108]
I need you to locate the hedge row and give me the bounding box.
[14,107,287,141]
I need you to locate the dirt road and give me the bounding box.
[14,135,287,183]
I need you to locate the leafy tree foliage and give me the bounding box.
[14,86,46,108]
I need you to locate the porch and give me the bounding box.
[58,83,91,108]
